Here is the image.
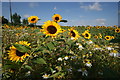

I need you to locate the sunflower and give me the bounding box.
[68,27,80,40]
[115,28,120,33]
[3,24,10,28]
[41,20,62,37]
[15,33,20,36]
[86,26,91,29]
[8,41,30,62]
[94,35,99,39]
[104,36,112,40]
[82,30,91,39]
[61,29,66,33]
[52,14,62,22]
[111,36,115,39]
[99,33,102,38]
[95,26,101,29]
[28,16,39,23]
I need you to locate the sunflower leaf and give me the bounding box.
[24,65,34,71]
[33,29,40,33]
[60,20,68,23]
[50,72,61,78]
[13,44,30,53]
[46,42,55,50]
[66,40,73,46]
[56,39,65,42]
[33,58,47,64]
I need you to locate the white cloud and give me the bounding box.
[68,19,95,26]
[67,19,106,26]
[20,19,23,22]
[29,2,39,8]
[96,18,106,25]
[80,2,102,11]
[79,16,84,18]
[23,14,30,18]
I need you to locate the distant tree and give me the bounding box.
[22,19,28,25]
[2,16,9,24]
[12,13,21,25]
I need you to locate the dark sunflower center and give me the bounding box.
[31,18,36,21]
[16,50,25,57]
[55,17,59,20]
[47,25,57,34]
[85,33,89,37]
[71,31,76,37]
[116,29,119,32]
[106,37,109,39]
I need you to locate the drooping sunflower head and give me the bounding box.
[82,30,91,39]
[104,36,112,40]
[8,41,30,62]
[52,14,62,22]
[28,16,39,23]
[115,28,120,33]
[41,20,62,37]
[68,27,80,40]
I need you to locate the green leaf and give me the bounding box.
[24,65,34,71]
[50,72,61,78]
[66,40,73,46]
[52,41,58,46]
[46,42,55,50]
[37,39,41,46]
[33,58,47,64]
[33,29,40,33]
[36,32,44,36]
[60,20,67,23]
[13,44,30,53]
[56,39,65,42]
[50,68,54,73]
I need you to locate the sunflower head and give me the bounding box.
[94,35,99,39]
[28,16,39,23]
[111,36,115,39]
[41,20,62,37]
[115,28,120,33]
[86,26,91,29]
[68,27,80,40]
[82,30,91,39]
[104,36,112,40]
[8,41,30,62]
[99,33,102,38]
[52,14,62,22]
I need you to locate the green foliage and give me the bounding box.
[2,16,9,24]
[12,13,21,26]
[2,25,120,80]
[46,42,55,50]
[33,58,47,64]
[13,44,30,53]
[22,19,28,25]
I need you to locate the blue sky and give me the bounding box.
[2,2,119,26]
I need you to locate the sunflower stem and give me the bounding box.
[14,48,38,79]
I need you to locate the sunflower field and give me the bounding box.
[2,14,120,80]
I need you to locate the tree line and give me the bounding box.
[2,12,28,26]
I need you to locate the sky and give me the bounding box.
[2,2,119,26]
